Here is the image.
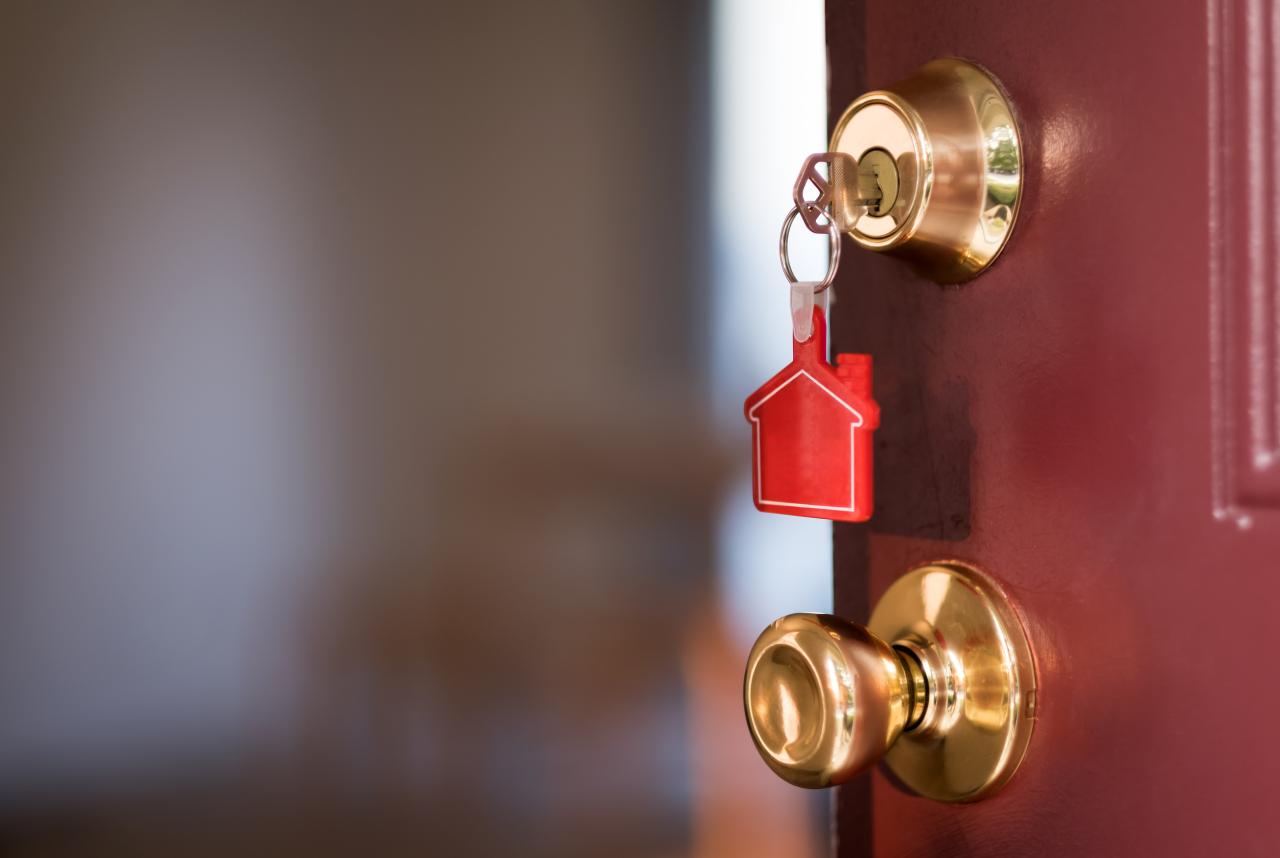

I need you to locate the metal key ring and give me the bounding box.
[779,204,841,293]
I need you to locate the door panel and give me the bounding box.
[829,1,1276,854]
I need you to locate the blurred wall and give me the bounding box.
[0,2,715,856]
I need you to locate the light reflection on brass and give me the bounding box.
[743,563,1036,802]
[829,58,1023,283]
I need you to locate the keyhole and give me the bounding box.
[856,148,899,217]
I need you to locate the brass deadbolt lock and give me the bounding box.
[743,563,1036,802]
[829,58,1022,283]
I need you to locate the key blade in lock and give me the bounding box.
[832,152,889,228]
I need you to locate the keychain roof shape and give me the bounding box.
[744,307,879,522]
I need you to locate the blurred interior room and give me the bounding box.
[0,2,835,856]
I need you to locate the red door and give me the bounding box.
[829,1,1279,854]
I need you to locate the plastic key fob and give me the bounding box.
[744,305,879,522]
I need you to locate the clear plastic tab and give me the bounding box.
[790,281,828,343]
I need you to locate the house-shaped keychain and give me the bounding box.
[744,306,878,522]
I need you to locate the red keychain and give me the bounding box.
[744,154,879,522]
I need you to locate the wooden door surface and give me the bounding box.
[828,1,1280,855]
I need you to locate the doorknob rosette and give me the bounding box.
[743,562,1037,802]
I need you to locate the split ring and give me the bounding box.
[779,205,842,293]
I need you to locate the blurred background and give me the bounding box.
[0,2,840,855]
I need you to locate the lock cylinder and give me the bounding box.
[829,58,1022,284]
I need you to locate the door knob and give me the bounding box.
[827,58,1022,283]
[743,613,923,788]
[743,562,1036,802]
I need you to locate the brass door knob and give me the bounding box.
[742,562,1037,802]
[744,613,925,788]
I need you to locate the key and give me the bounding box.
[792,151,880,234]
[746,163,880,523]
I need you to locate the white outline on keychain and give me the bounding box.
[747,370,864,512]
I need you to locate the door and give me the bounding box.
[828,1,1278,855]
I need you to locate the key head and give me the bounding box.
[792,151,862,234]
